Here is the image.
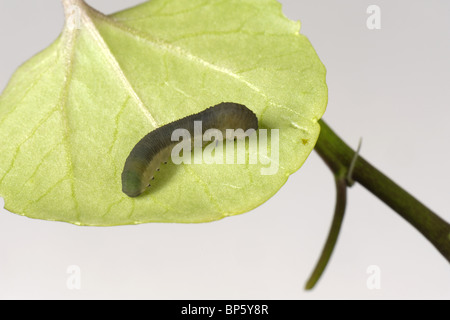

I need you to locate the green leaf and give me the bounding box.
[0,0,327,226]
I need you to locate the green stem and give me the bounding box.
[305,170,347,290]
[314,119,450,262]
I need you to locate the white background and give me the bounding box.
[0,0,449,299]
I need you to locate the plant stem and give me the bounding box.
[314,119,450,262]
[305,170,347,290]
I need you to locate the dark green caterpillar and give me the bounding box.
[121,102,258,197]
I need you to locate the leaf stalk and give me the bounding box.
[313,119,450,266]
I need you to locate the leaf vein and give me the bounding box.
[82,11,159,128]
[0,108,58,185]
[95,12,309,120]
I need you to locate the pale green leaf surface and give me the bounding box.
[0,0,327,226]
